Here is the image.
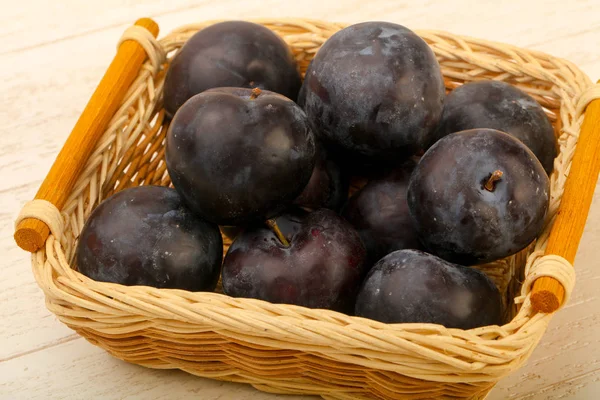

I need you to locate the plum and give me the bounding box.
[220,207,308,241]
[299,21,445,166]
[294,141,349,212]
[222,208,367,313]
[342,160,421,266]
[76,186,222,291]
[163,21,301,118]
[355,250,503,329]
[407,128,549,265]
[166,87,316,226]
[430,80,556,174]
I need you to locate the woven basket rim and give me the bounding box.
[24,18,594,391]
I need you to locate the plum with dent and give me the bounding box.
[76,186,223,291]
[299,21,445,165]
[407,128,549,265]
[222,208,367,313]
[355,250,503,329]
[430,80,556,174]
[342,160,421,265]
[166,87,316,226]
[163,21,301,118]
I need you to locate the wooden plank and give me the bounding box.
[0,183,79,360]
[0,0,198,54]
[523,368,600,400]
[1,0,598,55]
[0,339,310,399]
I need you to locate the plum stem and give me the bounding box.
[250,87,262,100]
[484,170,504,192]
[266,219,290,247]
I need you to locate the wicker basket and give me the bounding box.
[14,18,600,400]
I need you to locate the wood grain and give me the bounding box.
[0,339,306,399]
[1,1,599,399]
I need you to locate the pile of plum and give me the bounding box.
[77,21,554,330]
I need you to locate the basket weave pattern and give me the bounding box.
[28,20,592,399]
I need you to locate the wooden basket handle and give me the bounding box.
[530,82,600,313]
[14,18,160,253]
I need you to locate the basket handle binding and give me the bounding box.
[12,18,600,315]
[530,82,600,313]
[13,18,160,253]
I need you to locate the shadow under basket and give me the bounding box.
[14,18,600,400]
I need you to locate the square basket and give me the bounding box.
[14,17,600,400]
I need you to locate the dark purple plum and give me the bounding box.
[294,141,349,212]
[408,128,549,265]
[163,21,301,118]
[222,208,367,313]
[166,87,316,226]
[76,186,222,291]
[220,207,308,241]
[355,250,503,329]
[264,207,308,238]
[342,160,421,266]
[299,21,445,165]
[430,80,556,174]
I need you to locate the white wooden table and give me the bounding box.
[1,1,599,399]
